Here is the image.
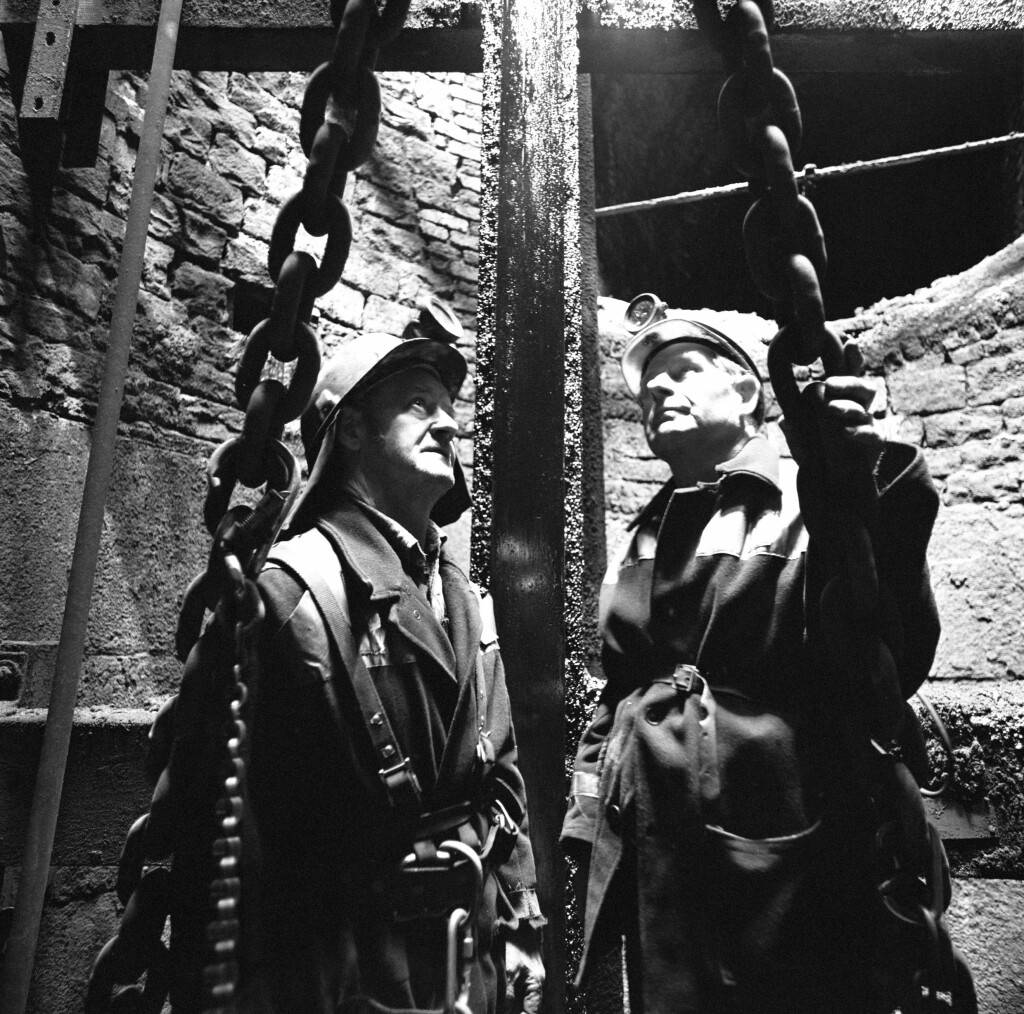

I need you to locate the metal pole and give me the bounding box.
[596,130,1024,218]
[0,0,183,1006]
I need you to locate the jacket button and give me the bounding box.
[645,705,664,726]
[605,802,622,834]
[412,609,422,620]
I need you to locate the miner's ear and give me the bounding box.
[733,372,760,416]
[335,403,366,452]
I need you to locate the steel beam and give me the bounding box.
[1,7,1021,75]
[475,2,580,1010]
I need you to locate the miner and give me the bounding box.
[245,325,545,1014]
[562,308,941,1013]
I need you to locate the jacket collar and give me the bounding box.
[314,496,408,603]
[314,496,462,683]
[715,433,781,490]
[628,433,781,532]
[348,495,445,587]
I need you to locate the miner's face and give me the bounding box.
[358,366,458,499]
[640,342,759,467]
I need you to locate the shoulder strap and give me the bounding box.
[468,582,494,729]
[266,528,423,817]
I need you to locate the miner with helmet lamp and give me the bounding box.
[244,298,545,1014]
[561,294,942,1011]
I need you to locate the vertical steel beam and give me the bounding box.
[476,2,580,1011]
[0,0,183,1006]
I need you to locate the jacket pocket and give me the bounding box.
[700,817,823,990]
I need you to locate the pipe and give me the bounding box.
[596,130,1024,218]
[0,0,184,1006]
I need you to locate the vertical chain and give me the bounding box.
[196,5,412,1009]
[204,0,412,530]
[202,573,257,1014]
[691,3,974,1009]
[87,4,413,1012]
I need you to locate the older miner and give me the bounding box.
[246,325,545,1014]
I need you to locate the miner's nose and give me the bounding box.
[643,368,677,396]
[431,405,457,438]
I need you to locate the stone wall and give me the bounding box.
[0,59,482,1011]
[0,64,482,712]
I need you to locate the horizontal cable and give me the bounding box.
[595,130,1024,219]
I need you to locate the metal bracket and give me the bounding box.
[3,0,107,213]
[19,0,79,122]
[0,642,58,706]
[0,651,26,701]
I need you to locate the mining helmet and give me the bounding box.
[288,298,471,530]
[619,292,762,399]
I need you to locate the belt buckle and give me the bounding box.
[672,663,700,694]
[380,756,422,797]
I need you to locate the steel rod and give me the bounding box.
[596,130,1024,218]
[0,0,183,1004]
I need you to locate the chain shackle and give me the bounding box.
[229,310,319,490]
[726,0,775,99]
[300,63,382,172]
[300,64,382,234]
[235,316,321,418]
[742,196,826,305]
[204,437,296,536]
[302,120,351,227]
[267,251,318,353]
[300,63,333,157]
[235,383,288,487]
[84,867,172,1014]
[115,814,150,907]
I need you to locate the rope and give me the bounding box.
[596,130,1024,218]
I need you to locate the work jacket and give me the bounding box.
[245,497,542,1014]
[562,434,940,1013]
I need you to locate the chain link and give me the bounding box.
[694,3,974,1009]
[204,0,403,535]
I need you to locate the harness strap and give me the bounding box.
[267,526,423,818]
[652,664,722,817]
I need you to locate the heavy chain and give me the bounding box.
[86,3,412,1012]
[692,4,975,1011]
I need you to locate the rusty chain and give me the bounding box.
[692,3,974,1011]
[86,3,413,1012]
